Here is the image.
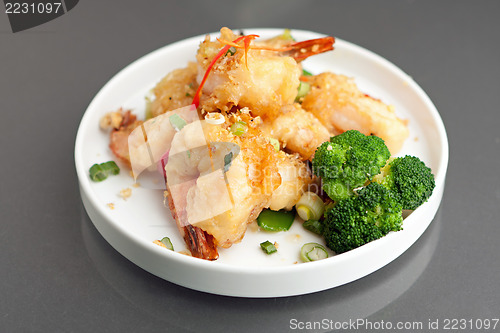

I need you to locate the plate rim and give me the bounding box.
[75,28,449,297]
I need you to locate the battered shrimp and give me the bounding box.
[164,119,311,259]
[262,103,332,161]
[195,28,300,119]
[194,27,335,120]
[301,72,409,154]
[150,62,198,118]
[268,151,312,210]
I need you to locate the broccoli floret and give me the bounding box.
[312,130,391,201]
[372,155,435,210]
[323,182,403,254]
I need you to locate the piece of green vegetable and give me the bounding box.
[89,164,107,182]
[169,114,187,131]
[295,81,310,102]
[302,69,313,76]
[312,130,391,201]
[323,182,403,254]
[268,138,280,151]
[226,46,237,56]
[89,161,120,182]
[295,192,325,221]
[303,219,324,235]
[160,237,174,251]
[260,240,277,254]
[230,121,248,136]
[371,155,436,210]
[257,209,295,232]
[223,152,233,172]
[100,161,120,175]
[300,243,329,262]
[280,29,295,41]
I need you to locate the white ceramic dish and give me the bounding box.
[75,28,448,298]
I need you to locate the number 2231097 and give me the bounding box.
[5,2,63,14]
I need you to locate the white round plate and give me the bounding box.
[75,28,448,298]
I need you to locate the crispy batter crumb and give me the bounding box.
[153,240,167,248]
[414,136,419,142]
[248,116,262,127]
[119,188,132,200]
[107,203,115,210]
[132,182,141,188]
[274,241,279,249]
[99,111,123,130]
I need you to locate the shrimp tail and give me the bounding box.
[165,185,219,260]
[183,225,219,260]
[280,36,335,61]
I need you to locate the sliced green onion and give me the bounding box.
[296,206,313,221]
[169,114,187,131]
[269,138,280,151]
[303,219,324,235]
[226,46,237,56]
[205,112,225,125]
[89,161,120,182]
[100,161,120,175]
[89,164,107,182]
[257,209,295,232]
[160,237,174,251]
[260,240,277,254]
[223,151,233,172]
[295,192,325,221]
[302,69,313,76]
[230,121,248,136]
[300,242,329,262]
[295,81,310,102]
[280,29,295,41]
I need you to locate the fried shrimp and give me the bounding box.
[194,27,334,120]
[150,62,198,118]
[164,119,310,258]
[262,103,332,161]
[268,151,312,210]
[195,28,300,119]
[301,72,409,154]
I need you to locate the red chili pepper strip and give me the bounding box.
[192,34,259,108]
[243,35,258,70]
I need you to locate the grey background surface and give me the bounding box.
[1,1,499,332]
